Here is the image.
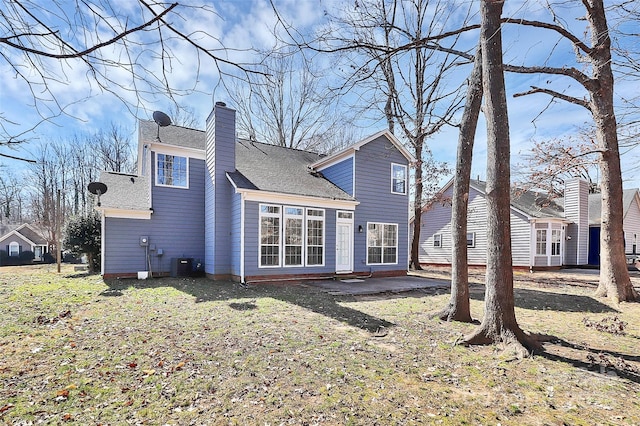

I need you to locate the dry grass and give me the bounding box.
[0,264,639,425]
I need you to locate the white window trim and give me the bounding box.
[283,206,305,268]
[551,229,562,257]
[258,204,326,268]
[433,233,442,248]
[366,222,398,265]
[467,232,476,248]
[306,208,325,267]
[155,152,189,189]
[535,229,547,256]
[391,163,407,195]
[8,241,19,257]
[258,204,282,268]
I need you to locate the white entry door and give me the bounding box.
[336,212,354,273]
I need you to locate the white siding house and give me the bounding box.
[418,178,640,269]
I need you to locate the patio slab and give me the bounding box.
[307,274,450,296]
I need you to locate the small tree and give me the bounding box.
[64,213,101,273]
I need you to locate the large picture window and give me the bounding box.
[156,153,188,188]
[258,205,325,268]
[391,163,407,195]
[367,223,398,265]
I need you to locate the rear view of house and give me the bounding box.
[96,102,415,282]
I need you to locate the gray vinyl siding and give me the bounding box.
[242,201,338,277]
[230,192,242,276]
[624,196,640,254]
[510,211,532,267]
[103,156,205,275]
[419,184,532,267]
[564,179,589,265]
[419,185,488,265]
[353,135,409,273]
[204,105,235,276]
[321,157,354,196]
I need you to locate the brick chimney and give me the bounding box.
[204,102,236,278]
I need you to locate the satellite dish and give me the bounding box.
[153,111,172,127]
[88,181,108,207]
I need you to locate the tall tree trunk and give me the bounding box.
[587,0,638,302]
[411,143,424,270]
[433,44,483,322]
[463,0,535,353]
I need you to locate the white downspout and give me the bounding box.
[100,210,106,275]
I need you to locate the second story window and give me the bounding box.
[156,153,188,188]
[391,163,407,195]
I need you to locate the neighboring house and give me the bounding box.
[96,102,415,281]
[0,223,49,261]
[417,178,640,269]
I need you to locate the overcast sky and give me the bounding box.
[1,0,639,189]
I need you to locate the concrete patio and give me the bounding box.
[307,274,451,296]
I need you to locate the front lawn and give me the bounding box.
[1,265,639,425]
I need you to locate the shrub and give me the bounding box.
[64,213,101,273]
[19,250,35,263]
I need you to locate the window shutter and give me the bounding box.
[19,245,22,254]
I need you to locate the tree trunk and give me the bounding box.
[463,0,535,353]
[587,0,638,303]
[411,142,424,270]
[433,43,483,322]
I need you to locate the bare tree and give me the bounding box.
[0,172,25,223]
[514,131,600,198]
[228,49,349,152]
[167,105,201,129]
[504,1,638,302]
[1,0,263,145]
[94,124,136,174]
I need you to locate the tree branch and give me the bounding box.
[513,86,591,111]
[1,3,178,59]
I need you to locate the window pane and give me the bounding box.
[392,164,406,194]
[307,213,324,265]
[367,223,397,264]
[368,247,382,264]
[157,154,187,187]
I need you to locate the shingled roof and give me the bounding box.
[139,120,205,150]
[469,179,565,219]
[97,171,150,211]
[229,140,354,201]
[587,189,639,225]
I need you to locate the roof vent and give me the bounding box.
[215,101,227,107]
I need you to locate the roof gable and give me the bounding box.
[311,130,415,170]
